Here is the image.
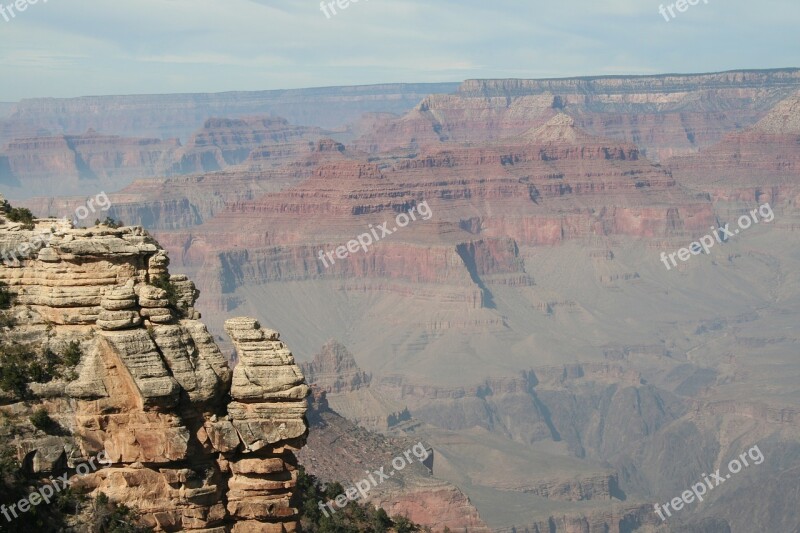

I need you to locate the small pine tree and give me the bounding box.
[62,341,83,367]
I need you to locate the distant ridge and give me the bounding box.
[0,82,461,142]
[458,68,800,97]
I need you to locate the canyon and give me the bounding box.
[4,69,800,531]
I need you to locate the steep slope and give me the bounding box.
[296,388,491,532]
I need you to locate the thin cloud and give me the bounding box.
[0,0,797,100]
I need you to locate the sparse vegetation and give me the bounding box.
[295,468,423,533]
[95,217,124,229]
[0,282,13,311]
[1,200,35,230]
[0,445,77,531]
[62,341,83,367]
[88,493,153,533]
[0,344,40,398]
[0,342,83,399]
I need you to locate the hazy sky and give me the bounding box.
[0,0,798,101]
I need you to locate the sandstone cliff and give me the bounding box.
[0,203,309,532]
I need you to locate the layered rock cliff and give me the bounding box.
[0,203,309,532]
[0,131,180,196]
[355,69,800,160]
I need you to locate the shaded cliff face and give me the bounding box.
[0,208,309,532]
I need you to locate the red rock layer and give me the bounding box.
[153,118,713,315]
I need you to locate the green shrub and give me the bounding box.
[0,344,38,398]
[393,515,420,533]
[0,282,13,310]
[5,207,35,229]
[62,341,83,367]
[29,408,56,432]
[95,217,123,229]
[0,199,36,229]
[89,493,153,532]
[0,342,81,399]
[294,468,423,533]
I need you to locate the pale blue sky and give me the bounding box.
[0,0,798,101]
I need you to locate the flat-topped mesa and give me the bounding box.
[0,206,310,532]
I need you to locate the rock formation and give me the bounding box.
[0,204,309,532]
[354,69,800,160]
[300,340,372,394]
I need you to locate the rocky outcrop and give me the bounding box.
[0,205,309,532]
[300,340,372,394]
